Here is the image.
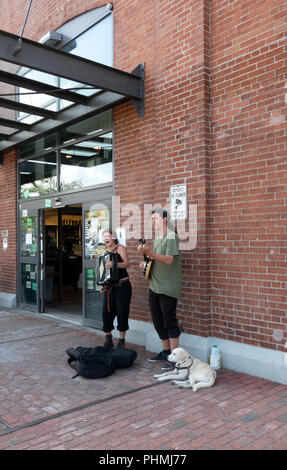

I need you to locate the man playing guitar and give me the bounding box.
[138,209,181,369]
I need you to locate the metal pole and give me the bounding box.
[13,0,33,55]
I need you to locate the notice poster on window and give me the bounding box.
[84,209,110,259]
[26,233,33,245]
[85,211,98,258]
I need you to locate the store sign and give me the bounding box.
[170,184,187,220]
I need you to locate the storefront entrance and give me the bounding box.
[18,193,112,329]
[44,205,83,320]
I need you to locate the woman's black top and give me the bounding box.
[108,250,129,281]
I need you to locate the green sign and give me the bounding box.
[45,199,52,208]
[86,269,94,279]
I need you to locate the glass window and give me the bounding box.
[84,208,110,259]
[20,216,38,257]
[64,15,113,64]
[59,111,112,145]
[19,153,57,198]
[60,132,112,190]
[21,264,37,305]
[19,133,57,159]
[18,111,112,199]
[84,206,111,323]
[60,14,113,97]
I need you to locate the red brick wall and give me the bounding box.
[210,0,287,351]
[0,150,17,294]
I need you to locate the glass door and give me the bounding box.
[82,202,111,328]
[19,208,45,312]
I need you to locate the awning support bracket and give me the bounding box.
[130,63,145,118]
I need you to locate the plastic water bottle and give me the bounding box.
[210,345,221,370]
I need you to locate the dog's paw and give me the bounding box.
[175,382,186,388]
[153,374,161,379]
[172,380,181,385]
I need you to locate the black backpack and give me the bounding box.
[66,346,137,379]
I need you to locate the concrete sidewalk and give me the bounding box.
[0,308,287,450]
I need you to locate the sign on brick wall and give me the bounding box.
[170,184,187,220]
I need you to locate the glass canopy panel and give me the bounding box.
[0,104,19,131]
[17,69,73,121]
[0,121,16,136]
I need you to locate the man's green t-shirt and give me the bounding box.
[149,231,181,299]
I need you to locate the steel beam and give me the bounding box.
[0,117,31,130]
[0,70,89,105]
[0,29,142,100]
[0,97,56,118]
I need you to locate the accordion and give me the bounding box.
[96,252,118,286]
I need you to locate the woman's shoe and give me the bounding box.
[116,338,125,349]
[103,335,113,349]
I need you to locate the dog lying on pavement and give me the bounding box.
[153,347,216,392]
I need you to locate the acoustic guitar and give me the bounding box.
[138,238,153,280]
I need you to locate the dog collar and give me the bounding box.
[175,355,193,370]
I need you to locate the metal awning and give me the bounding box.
[0,29,144,154]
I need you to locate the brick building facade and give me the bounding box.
[0,0,286,383]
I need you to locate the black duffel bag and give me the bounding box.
[66,346,137,379]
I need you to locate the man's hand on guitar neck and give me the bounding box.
[137,242,174,266]
[137,242,152,258]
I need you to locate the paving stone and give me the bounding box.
[240,412,261,422]
[167,419,189,430]
[278,414,287,423]
[0,421,8,432]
